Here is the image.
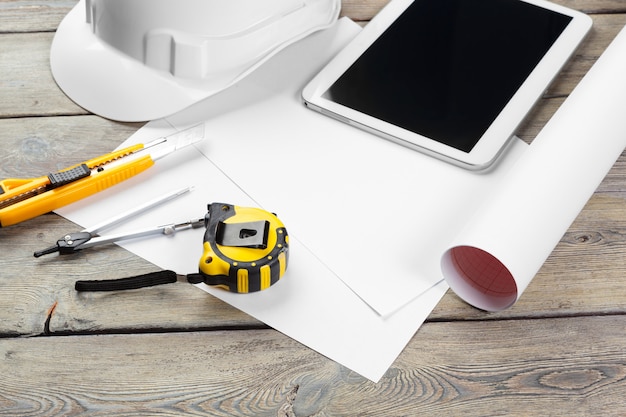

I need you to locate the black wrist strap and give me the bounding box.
[75,270,178,292]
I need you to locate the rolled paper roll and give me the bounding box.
[442,25,626,311]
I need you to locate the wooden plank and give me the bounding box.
[0,32,86,118]
[1,14,625,118]
[2,315,625,415]
[517,98,626,195]
[0,109,624,334]
[0,0,76,33]
[341,0,626,20]
[2,189,625,332]
[0,1,624,332]
[0,211,263,336]
[0,116,260,336]
[547,13,626,97]
[0,1,625,414]
[0,115,141,178]
[1,4,625,118]
[1,1,625,33]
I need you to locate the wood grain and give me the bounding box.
[0,32,86,117]
[1,315,625,416]
[1,0,625,415]
[1,1,625,32]
[0,0,77,33]
[1,7,625,118]
[0,105,623,332]
[0,116,141,177]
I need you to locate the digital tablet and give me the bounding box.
[302,0,592,170]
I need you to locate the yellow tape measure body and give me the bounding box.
[190,203,289,293]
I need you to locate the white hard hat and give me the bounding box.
[50,0,340,122]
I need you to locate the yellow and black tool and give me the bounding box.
[0,124,204,228]
[48,198,289,294]
[188,202,289,293]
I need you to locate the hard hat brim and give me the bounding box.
[50,0,340,122]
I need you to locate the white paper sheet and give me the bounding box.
[57,116,449,381]
[56,19,458,382]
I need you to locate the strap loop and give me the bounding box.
[75,270,177,292]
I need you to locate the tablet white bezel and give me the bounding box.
[302,0,592,170]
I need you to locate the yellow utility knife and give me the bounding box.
[0,125,204,227]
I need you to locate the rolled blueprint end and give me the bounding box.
[440,24,626,312]
[441,246,517,311]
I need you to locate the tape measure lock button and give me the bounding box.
[192,202,289,293]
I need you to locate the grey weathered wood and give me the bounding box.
[1,7,625,118]
[1,14,625,117]
[0,0,77,32]
[0,32,87,117]
[1,0,625,32]
[1,0,625,415]
[0,116,141,176]
[1,315,625,416]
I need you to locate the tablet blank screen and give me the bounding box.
[322,0,572,152]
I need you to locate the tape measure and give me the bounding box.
[187,202,289,293]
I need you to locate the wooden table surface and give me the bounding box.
[1,1,625,415]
